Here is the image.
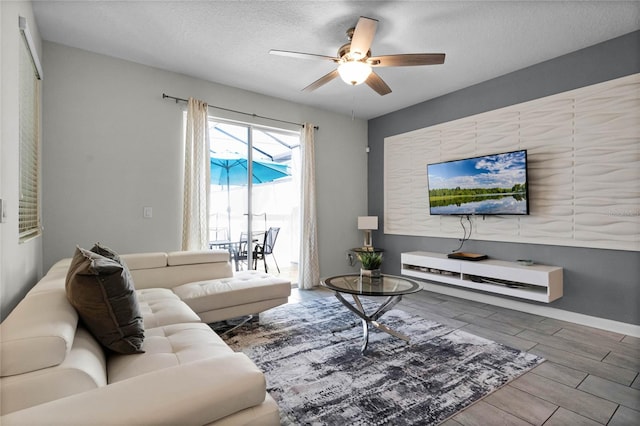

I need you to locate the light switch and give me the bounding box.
[143,206,153,218]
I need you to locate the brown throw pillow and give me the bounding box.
[65,246,145,354]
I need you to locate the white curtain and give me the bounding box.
[298,123,320,289]
[182,98,210,250]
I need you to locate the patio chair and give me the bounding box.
[232,232,250,271]
[253,227,281,273]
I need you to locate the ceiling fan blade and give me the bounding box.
[302,69,340,92]
[349,16,378,60]
[365,71,392,96]
[269,49,338,62]
[369,53,446,67]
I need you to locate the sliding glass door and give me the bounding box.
[208,119,300,283]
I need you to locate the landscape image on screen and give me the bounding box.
[427,150,529,215]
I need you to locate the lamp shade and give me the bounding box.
[358,216,378,230]
[338,61,372,86]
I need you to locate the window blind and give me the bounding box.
[18,26,41,241]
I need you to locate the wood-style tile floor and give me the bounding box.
[288,287,640,425]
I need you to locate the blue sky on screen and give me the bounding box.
[428,151,527,190]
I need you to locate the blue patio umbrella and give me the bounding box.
[210,153,291,238]
[210,154,291,186]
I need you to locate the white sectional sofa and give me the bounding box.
[0,248,291,425]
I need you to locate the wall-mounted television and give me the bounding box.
[427,149,529,215]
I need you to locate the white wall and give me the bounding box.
[41,42,368,280]
[1,1,44,320]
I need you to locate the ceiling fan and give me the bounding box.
[269,16,445,96]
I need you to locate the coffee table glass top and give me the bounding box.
[322,274,421,296]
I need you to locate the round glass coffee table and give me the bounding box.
[321,274,422,354]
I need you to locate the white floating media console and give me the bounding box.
[401,251,563,303]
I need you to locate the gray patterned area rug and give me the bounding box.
[220,297,543,425]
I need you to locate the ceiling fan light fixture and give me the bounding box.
[270,16,444,95]
[337,60,372,86]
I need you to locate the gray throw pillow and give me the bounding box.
[90,242,123,263]
[65,246,145,354]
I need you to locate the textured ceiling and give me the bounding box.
[32,1,640,119]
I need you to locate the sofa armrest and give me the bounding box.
[1,354,269,425]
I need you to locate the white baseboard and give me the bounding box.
[419,282,640,338]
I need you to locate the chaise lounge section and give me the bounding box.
[0,248,291,425]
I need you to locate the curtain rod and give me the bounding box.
[162,93,318,130]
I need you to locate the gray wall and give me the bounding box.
[41,42,368,280]
[368,31,640,325]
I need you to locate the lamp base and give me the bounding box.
[363,230,373,249]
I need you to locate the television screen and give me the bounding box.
[427,150,529,215]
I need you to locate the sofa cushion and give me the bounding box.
[0,327,107,415]
[167,250,229,266]
[107,322,233,383]
[120,252,168,270]
[0,290,78,377]
[1,356,271,426]
[172,270,291,314]
[25,278,66,296]
[65,247,145,354]
[42,258,73,281]
[136,288,201,328]
[127,262,235,290]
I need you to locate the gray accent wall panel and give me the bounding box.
[368,31,640,325]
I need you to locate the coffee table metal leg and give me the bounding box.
[333,292,409,354]
[352,294,366,312]
[334,293,367,320]
[371,320,410,342]
[351,295,371,353]
[370,295,403,321]
[361,319,369,353]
